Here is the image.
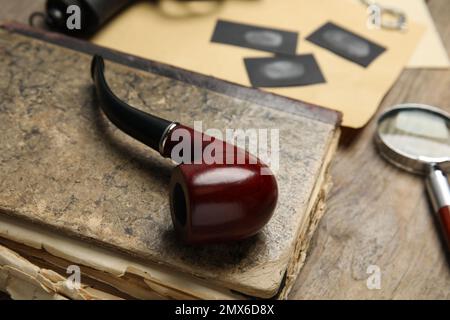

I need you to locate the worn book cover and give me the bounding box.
[0,23,341,299]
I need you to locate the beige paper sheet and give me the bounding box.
[92,0,424,128]
[352,0,449,68]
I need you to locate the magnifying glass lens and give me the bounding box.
[378,108,450,161]
[376,104,450,252]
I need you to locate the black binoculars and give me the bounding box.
[44,0,136,36]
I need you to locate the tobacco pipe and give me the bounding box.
[91,55,278,244]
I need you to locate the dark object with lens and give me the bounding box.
[45,0,134,36]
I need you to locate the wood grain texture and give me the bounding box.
[291,0,450,300]
[0,0,45,25]
[0,0,449,300]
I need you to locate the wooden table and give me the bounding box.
[1,0,449,300]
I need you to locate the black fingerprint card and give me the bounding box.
[211,20,298,55]
[306,22,386,67]
[244,55,326,88]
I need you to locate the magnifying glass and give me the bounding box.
[375,103,450,251]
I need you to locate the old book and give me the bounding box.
[0,23,341,299]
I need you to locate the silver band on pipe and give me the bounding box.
[158,122,178,156]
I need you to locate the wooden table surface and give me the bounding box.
[0,0,449,300]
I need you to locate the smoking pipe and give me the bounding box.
[91,55,278,244]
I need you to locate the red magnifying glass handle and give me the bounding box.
[438,206,450,249]
[426,166,450,251]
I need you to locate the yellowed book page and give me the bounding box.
[0,244,122,300]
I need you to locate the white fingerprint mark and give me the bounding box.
[261,61,305,80]
[322,29,371,58]
[244,30,283,48]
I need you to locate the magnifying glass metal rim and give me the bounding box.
[376,103,450,252]
[375,103,450,175]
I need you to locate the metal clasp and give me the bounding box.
[361,0,407,31]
